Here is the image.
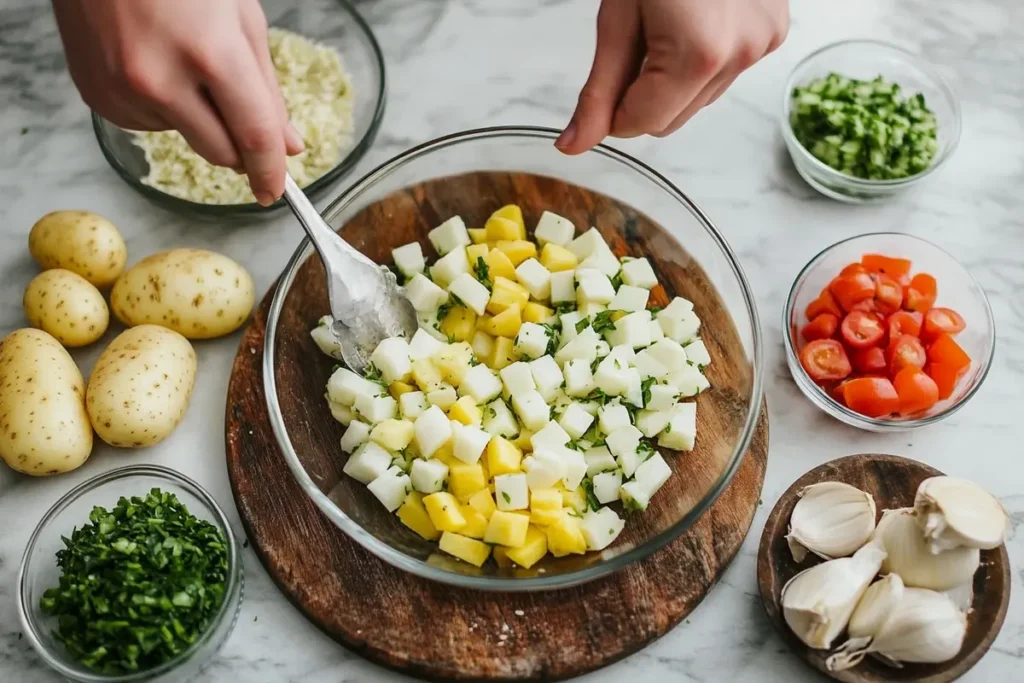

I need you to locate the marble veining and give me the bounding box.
[1,0,1022,681]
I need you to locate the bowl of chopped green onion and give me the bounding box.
[17,465,243,682]
[781,40,961,202]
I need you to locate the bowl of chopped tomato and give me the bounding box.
[784,233,994,431]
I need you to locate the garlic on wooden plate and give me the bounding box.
[914,476,1009,553]
[873,508,979,591]
[781,541,887,649]
[786,482,877,563]
[827,587,967,671]
[848,573,905,640]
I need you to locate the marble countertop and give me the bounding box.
[1,0,1021,681]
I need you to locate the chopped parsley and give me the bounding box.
[474,256,492,288]
[575,318,590,334]
[554,302,576,315]
[640,377,657,407]
[649,306,663,315]
[590,310,616,334]
[622,497,644,513]
[610,272,624,290]
[637,440,655,461]
[583,388,611,404]
[540,323,560,355]
[581,478,601,511]
[363,363,388,387]
[501,491,511,504]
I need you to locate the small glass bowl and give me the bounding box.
[784,233,995,432]
[17,465,244,683]
[781,40,961,203]
[93,0,386,218]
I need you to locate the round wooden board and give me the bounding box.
[757,454,1011,683]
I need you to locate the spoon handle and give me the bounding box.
[282,174,375,270]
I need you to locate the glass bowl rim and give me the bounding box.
[92,0,387,216]
[782,231,996,431]
[17,464,242,682]
[779,38,963,189]
[262,124,765,590]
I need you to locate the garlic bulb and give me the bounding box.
[827,587,967,671]
[781,541,887,649]
[848,574,904,639]
[943,582,975,613]
[874,508,979,591]
[915,476,1009,553]
[786,482,877,563]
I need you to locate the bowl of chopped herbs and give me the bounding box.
[781,40,961,202]
[17,465,243,682]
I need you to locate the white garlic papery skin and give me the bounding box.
[848,573,905,639]
[781,541,887,650]
[786,482,877,563]
[914,476,1009,553]
[874,509,980,592]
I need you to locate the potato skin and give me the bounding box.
[0,329,92,476]
[110,249,255,339]
[28,211,128,288]
[23,269,109,347]
[86,325,197,448]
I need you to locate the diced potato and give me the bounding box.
[471,330,495,360]
[466,242,490,265]
[486,335,519,370]
[369,419,415,451]
[505,525,548,568]
[397,492,441,540]
[562,487,589,515]
[621,257,658,289]
[493,545,514,568]
[468,228,489,245]
[458,504,490,539]
[412,358,445,392]
[494,472,529,510]
[459,364,503,404]
[485,216,523,242]
[448,396,482,425]
[478,304,522,338]
[487,277,530,315]
[388,381,417,402]
[468,488,497,519]
[486,436,523,476]
[405,273,449,312]
[482,398,518,438]
[426,384,458,410]
[490,204,526,238]
[545,512,588,556]
[448,462,488,502]
[534,211,576,246]
[528,488,563,527]
[515,258,552,301]
[439,305,477,342]
[495,240,537,267]
[429,247,470,289]
[414,404,452,458]
[432,342,475,386]
[540,243,578,272]
[512,429,534,453]
[522,302,554,324]
[451,421,491,463]
[484,510,531,547]
[428,216,471,256]
[439,531,491,567]
[580,507,625,550]
[410,458,448,493]
[423,492,466,532]
[485,248,517,282]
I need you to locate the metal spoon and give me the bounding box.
[282,174,417,374]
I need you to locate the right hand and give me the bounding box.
[53,0,304,205]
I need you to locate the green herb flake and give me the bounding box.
[590,310,616,334]
[475,256,492,288]
[501,491,511,504]
[640,377,657,407]
[575,318,590,334]
[581,478,601,512]
[554,302,576,315]
[649,306,663,315]
[364,363,388,388]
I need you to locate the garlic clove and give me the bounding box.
[781,541,887,649]
[874,508,980,592]
[848,573,905,639]
[942,582,975,613]
[914,476,1009,553]
[786,482,877,563]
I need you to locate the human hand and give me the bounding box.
[53,0,303,205]
[556,0,789,154]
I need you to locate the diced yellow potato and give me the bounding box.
[433,441,458,467]
[545,512,587,556]
[397,492,440,540]
[485,216,523,242]
[423,492,466,532]
[369,419,415,451]
[496,240,538,267]
[448,396,482,425]
[388,381,417,400]
[562,487,589,515]
[458,504,490,539]
[487,277,530,315]
[471,330,495,360]
[505,525,548,568]
[485,248,517,282]
[490,204,526,238]
[493,545,514,568]
[540,243,578,272]
[529,488,564,526]
[439,306,477,343]
[512,428,534,453]
[486,436,522,477]
[439,531,491,567]
[432,342,474,386]
[412,358,444,392]
[467,489,497,519]
[522,302,555,324]
[484,510,531,547]
[468,228,489,245]
[466,243,490,265]
[486,335,519,370]
[479,304,522,339]
[449,462,488,502]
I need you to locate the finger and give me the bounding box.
[610,59,714,138]
[158,86,243,169]
[653,67,737,138]
[94,94,171,132]
[557,0,643,155]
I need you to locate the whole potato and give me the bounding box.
[23,269,110,347]
[110,249,255,339]
[87,325,197,448]
[29,211,128,288]
[0,329,92,475]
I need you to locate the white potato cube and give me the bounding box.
[598,403,631,433]
[399,391,429,420]
[622,368,643,408]
[410,458,449,493]
[451,421,491,464]
[633,350,668,380]
[647,338,688,372]
[566,227,606,260]
[512,390,550,431]
[408,328,445,362]
[417,311,448,342]
[634,453,672,496]
[594,355,630,396]
[646,384,679,411]
[311,316,343,360]
[667,365,709,397]
[592,470,624,505]
[584,446,617,477]
[605,425,642,459]
[343,441,393,484]
[608,343,636,365]
[528,355,564,402]
[514,322,551,360]
[459,364,503,404]
[550,270,576,304]
[575,271,615,304]
[429,246,470,289]
[524,449,567,491]
[658,403,697,451]
[471,330,495,360]
[621,257,658,289]
[559,403,595,439]
[683,339,711,368]
[555,328,602,364]
[659,309,701,344]
[367,466,411,512]
[608,285,650,312]
[355,393,397,424]
[370,337,412,383]
[581,507,625,550]
[414,405,453,458]
[448,273,491,316]
[648,319,665,343]
[500,362,536,399]
[561,449,588,490]
[328,401,355,425]
[534,211,576,246]
[563,359,597,397]
[483,399,519,437]
[559,311,587,344]
[327,367,381,406]
[392,242,426,278]
[494,473,529,510]
[620,481,652,510]
[531,421,571,449]
[515,258,552,301]
[340,420,372,454]
[579,302,608,318]
[426,384,458,410]
[661,296,694,317]
[428,216,470,256]
[608,311,652,349]
[405,273,449,312]
[575,237,620,278]
[636,408,673,438]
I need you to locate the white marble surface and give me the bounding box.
[1,0,1022,681]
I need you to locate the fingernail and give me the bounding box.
[286,123,305,152]
[256,191,274,207]
[555,121,577,149]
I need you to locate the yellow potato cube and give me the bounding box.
[471,330,495,360]
[496,240,538,267]
[487,277,530,315]
[467,489,497,519]
[485,248,518,282]
[485,216,523,242]
[432,342,474,386]
[466,243,490,265]
[412,358,444,392]
[486,436,522,477]
[490,204,526,238]
[423,492,466,532]
[439,531,491,567]
[512,428,534,453]
[439,306,477,343]
[486,336,519,370]
[397,492,440,540]
[388,381,417,401]
[448,462,488,502]
[529,488,564,526]
[545,512,588,556]
[522,302,555,323]
[484,510,531,547]
[369,419,415,451]
[505,525,548,568]
[562,487,589,515]
[468,228,489,245]
[448,396,482,425]
[540,243,579,272]
[433,441,458,467]
[458,504,490,539]
[493,545,514,568]
[479,304,522,339]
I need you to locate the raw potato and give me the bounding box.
[28,211,128,288]
[87,325,197,448]
[23,269,109,347]
[0,329,92,475]
[111,249,255,339]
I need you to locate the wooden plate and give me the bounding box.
[757,454,1011,683]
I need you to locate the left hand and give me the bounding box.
[556,0,789,154]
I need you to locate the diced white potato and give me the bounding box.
[514,322,551,359]
[634,453,672,496]
[559,311,587,345]
[429,247,470,289]
[399,391,429,420]
[426,384,458,410]
[531,421,570,449]
[648,319,665,343]
[576,400,601,416]
[597,403,631,433]
[658,308,701,344]
[370,337,411,383]
[646,384,679,411]
[534,211,576,246]
[471,330,495,360]
[410,458,449,493]
[607,310,652,349]
[594,354,630,396]
[408,328,446,361]
[529,355,564,402]
[343,441,393,484]
[494,472,529,510]
[524,449,566,491]
[658,402,697,451]
[608,343,636,365]
[311,316,343,360]
[561,449,588,490]
[584,446,617,476]
[579,302,608,318]
[328,400,355,425]
[633,350,668,380]
[577,239,620,278]
[549,270,576,304]
[499,361,536,399]
[575,270,615,304]
[563,358,596,397]
[340,420,372,454]
[515,258,552,300]
[414,404,453,458]
[327,367,382,406]
[367,466,411,512]
[620,481,652,511]
[405,273,449,312]
[661,296,695,317]
[483,398,519,437]
[605,425,642,459]
[622,368,643,408]
[392,242,425,277]
[459,364,503,404]
[555,328,602,364]
[417,311,448,342]
[512,390,550,431]
[559,403,594,439]
[580,507,625,550]
[354,393,397,424]
[666,365,709,397]
[451,421,491,464]
[428,216,470,256]
[370,419,415,451]
[566,227,607,261]
[592,470,623,505]
[608,285,649,312]
[646,338,688,372]
[683,339,711,368]
[448,273,490,316]
[621,257,658,289]
[636,408,673,438]
[616,448,641,479]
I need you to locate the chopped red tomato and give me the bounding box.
[842,377,900,417]
[874,274,904,314]
[862,254,912,282]
[840,262,869,277]
[904,273,937,312]
[830,272,876,311]
[800,339,852,382]
[887,310,922,339]
[806,289,842,319]
[849,298,879,314]
[841,311,885,349]
[802,313,839,342]
[927,334,971,372]
[921,307,966,342]
[888,334,927,375]
[851,346,888,375]
[926,362,967,400]
[893,367,939,415]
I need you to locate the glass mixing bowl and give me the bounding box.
[263,127,764,590]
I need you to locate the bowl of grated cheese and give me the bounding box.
[92,0,386,217]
